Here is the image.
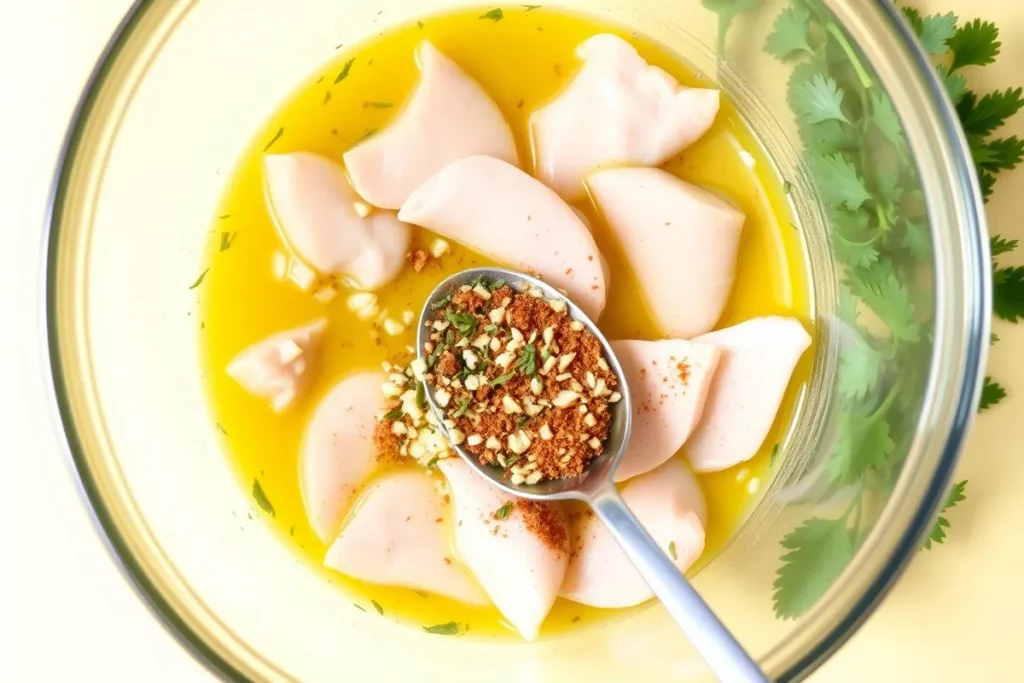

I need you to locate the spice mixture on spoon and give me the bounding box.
[417,275,621,485]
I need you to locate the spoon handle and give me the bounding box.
[589,487,767,683]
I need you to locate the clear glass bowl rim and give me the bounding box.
[41,0,990,680]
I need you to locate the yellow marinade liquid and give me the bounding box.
[198,7,813,638]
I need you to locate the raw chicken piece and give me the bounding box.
[226,318,327,412]
[588,167,744,338]
[263,152,411,289]
[686,317,811,472]
[399,155,607,318]
[561,459,706,608]
[611,339,720,482]
[344,41,518,210]
[300,372,387,542]
[439,458,568,641]
[324,471,489,605]
[532,33,720,201]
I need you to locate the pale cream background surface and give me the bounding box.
[1,0,1021,680]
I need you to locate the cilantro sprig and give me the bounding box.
[760,3,1017,620]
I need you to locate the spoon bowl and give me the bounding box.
[418,267,766,683]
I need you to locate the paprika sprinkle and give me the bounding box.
[418,275,622,485]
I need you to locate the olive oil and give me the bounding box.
[199,7,812,638]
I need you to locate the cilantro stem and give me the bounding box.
[825,24,874,90]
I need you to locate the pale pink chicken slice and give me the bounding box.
[561,459,706,608]
[300,372,387,542]
[344,41,518,210]
[226,318,327,412]
[439,459,568,641]
[532,33,720,201]
[588,167,745,338]
[263,152,411,289]
[324,471,489,605]
[611,339,720,482]
[686,317,811,472]
[399,155,607,318]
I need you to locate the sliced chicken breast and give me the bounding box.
[533,33,720,201]
[588,167,744,338]
[611,339,720,482]
[344,41,518,210]
[399,155,607,318]
[263,152,411,290]
[686,317,811,472]
[439,458,568,641]
[226,318,327,412]
[561,459,706,608]
[324,471,490,605]
[300,372,387,542]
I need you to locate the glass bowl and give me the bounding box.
[44,0,989,680]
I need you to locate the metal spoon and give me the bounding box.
[417,267,766,683]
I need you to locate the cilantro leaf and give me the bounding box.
[515,343,537,376]
[837,331,885,402]
[445,311,478,337]
[922,480,967,550]
[827,411,894,485]
[800,120,860,155]
[900,220,931,259]
[975,136,1024,172]
[844,263,920,344]
[423,621,461,635]
[773,517,856,619]
[957,87,1024,137]
[765,5,812,60]
[480,8,503,21]
[252,479,275,516]
[832,210,879,270]
[979,376,1006,411]
[812,154,871,211]
[937,65,967,105]
[869,90,903,148]
[917,12,958,56]
[947,19,1000,71]
[990,235,1018,256]
[701,0,761,52]
[993,265,1024,322]
[900,7,923,35]
[793,74,850,125]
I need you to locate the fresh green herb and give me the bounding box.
[782,180,792,195]
[383,407,404,421]
[494,502,513,520]
[425,456,440,470]
[322,91,332,105]
[368,101,393,108]
[454,396,472,417]
[485,324,499,334]
[979,376,1006,411]
[504,455,520,467]
[991,332,1001,344]
[415,382,427,410]
[488,279,506,291]
[922,480,968,549]
[263,127,284,152]
[354,604,366,612]
[219,232,236,252]
[516,343,537,376]
[763,2,1018,620]
[540,346,552,361]
[371,600,384,615]
[423,622,461,635]
[668,541,677,561]
[189,269,209,290]
[215,422,227,435]
[491,372,515,386]
[446,311,479,336]
[431,295,451,310]
[769,443,779,467]
[480,8,504,22]
[515,415,532,428]
[991,235,1018,255]
[701,0,760,53]
[252,479,275,517]
[334,58,355,84]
